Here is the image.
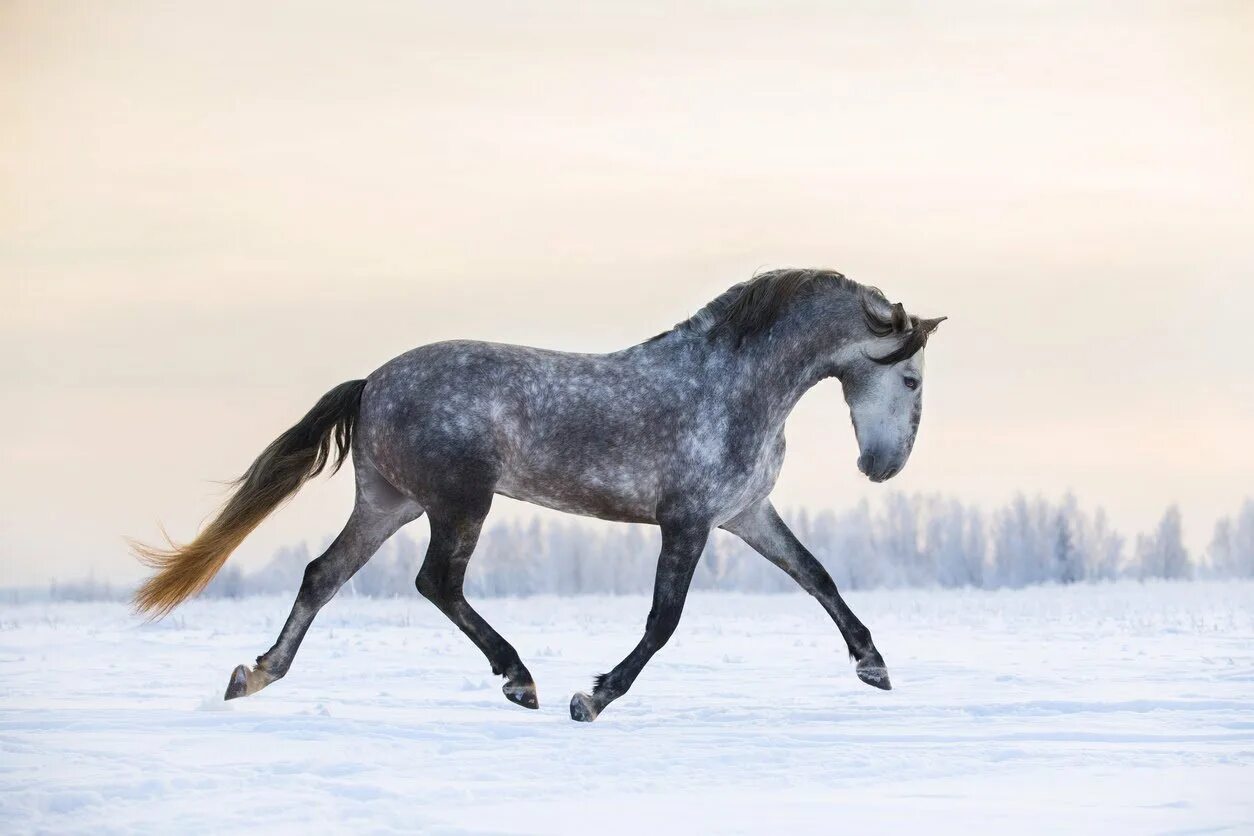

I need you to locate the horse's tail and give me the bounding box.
[131,379,368,619]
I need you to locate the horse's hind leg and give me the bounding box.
[416,494,538,710]
[224,471,420,699]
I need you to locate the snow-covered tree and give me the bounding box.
[1134,505,1191,580]
[203,564,245,599]
[251,542,311,595]
[1206,500,1254,578]
[991,495,1056,588]
[925,497,986,588]
[1080,508,1124,581]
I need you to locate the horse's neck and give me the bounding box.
[739,339,835,428]
[633,322,839,430]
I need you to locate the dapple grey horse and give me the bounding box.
[133,268,945,721]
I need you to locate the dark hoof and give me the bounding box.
[569,692,600,722]
[855,651,892,690]
[503,681,539,710]
[224,665,251,700]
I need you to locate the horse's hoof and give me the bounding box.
[857,665,892,690]
[503,681,539,710]
[569,691,600,722]
[855,652,892,690]
[224,665,251,700]
[224,663,275,700]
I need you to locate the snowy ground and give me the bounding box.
[2,582,1252,834]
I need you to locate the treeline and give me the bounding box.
[192,494,1254,600]
[16,495,1253,605]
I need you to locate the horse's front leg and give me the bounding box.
[569,520,710,722]
[723,499,891,690]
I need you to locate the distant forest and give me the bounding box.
[29,494,1254,604]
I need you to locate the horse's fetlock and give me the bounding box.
[850,628,875,655]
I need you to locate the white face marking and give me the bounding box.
[839,337,926,482]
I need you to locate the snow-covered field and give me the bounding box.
[2,582,1252,834]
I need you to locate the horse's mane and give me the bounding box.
[666,268,936,365]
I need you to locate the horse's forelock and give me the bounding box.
[860,289,942,366]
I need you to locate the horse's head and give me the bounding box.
[837,293,946,483]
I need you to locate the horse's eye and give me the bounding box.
[903,376,919,391]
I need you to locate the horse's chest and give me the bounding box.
[741,433,787,497]
[693,431,786,517]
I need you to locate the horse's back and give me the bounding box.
[355,340,672,516]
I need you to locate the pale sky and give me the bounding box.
[3,1,1252,585]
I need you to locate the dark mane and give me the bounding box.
[661,267,937,364]
[708,269,827,344]
[674,268,855,345]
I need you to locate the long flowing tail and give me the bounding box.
[131,379,368,618]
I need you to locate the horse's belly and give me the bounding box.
[494,469,659,525]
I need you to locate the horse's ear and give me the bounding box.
[890,303,909,332]
[917,316,948,335]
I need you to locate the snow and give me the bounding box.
[3,581,1252,834]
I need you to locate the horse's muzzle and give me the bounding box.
[858,452,901,483]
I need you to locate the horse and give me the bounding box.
[132,268,945,721]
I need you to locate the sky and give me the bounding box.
[3,1,1252,586]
